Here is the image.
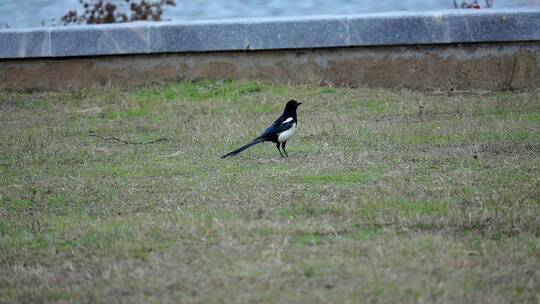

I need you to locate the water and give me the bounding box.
[0,0,538,29]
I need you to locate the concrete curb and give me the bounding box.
[1,9,539,59]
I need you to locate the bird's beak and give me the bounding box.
[298,102,302,105]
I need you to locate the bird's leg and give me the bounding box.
[282,141,288,157]
[276,143,284,157]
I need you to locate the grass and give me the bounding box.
[0,80,539,303]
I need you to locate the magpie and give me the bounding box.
[221,100,302,158]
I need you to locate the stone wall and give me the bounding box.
[1,9,539,91]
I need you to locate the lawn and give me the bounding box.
[0,80,539,303]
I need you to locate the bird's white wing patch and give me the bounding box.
[281,117,293,124]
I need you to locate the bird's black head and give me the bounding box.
[284,100,302,111]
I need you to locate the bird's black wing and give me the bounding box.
[259,116,295,140]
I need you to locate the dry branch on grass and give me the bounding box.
[90,133,168,145]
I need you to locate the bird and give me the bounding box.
[221,100,302,158]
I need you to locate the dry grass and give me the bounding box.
[0,80,539,303]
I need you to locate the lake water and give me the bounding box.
[0,0,538,29]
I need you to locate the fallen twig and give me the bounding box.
[90,133,169,145]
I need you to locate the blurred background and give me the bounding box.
[1,0,539,29]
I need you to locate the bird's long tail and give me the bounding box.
[221,139,263,158]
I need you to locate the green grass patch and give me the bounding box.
[302,169,382,184]
[0,81,539,303]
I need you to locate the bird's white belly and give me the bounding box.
[278,123,297,143]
